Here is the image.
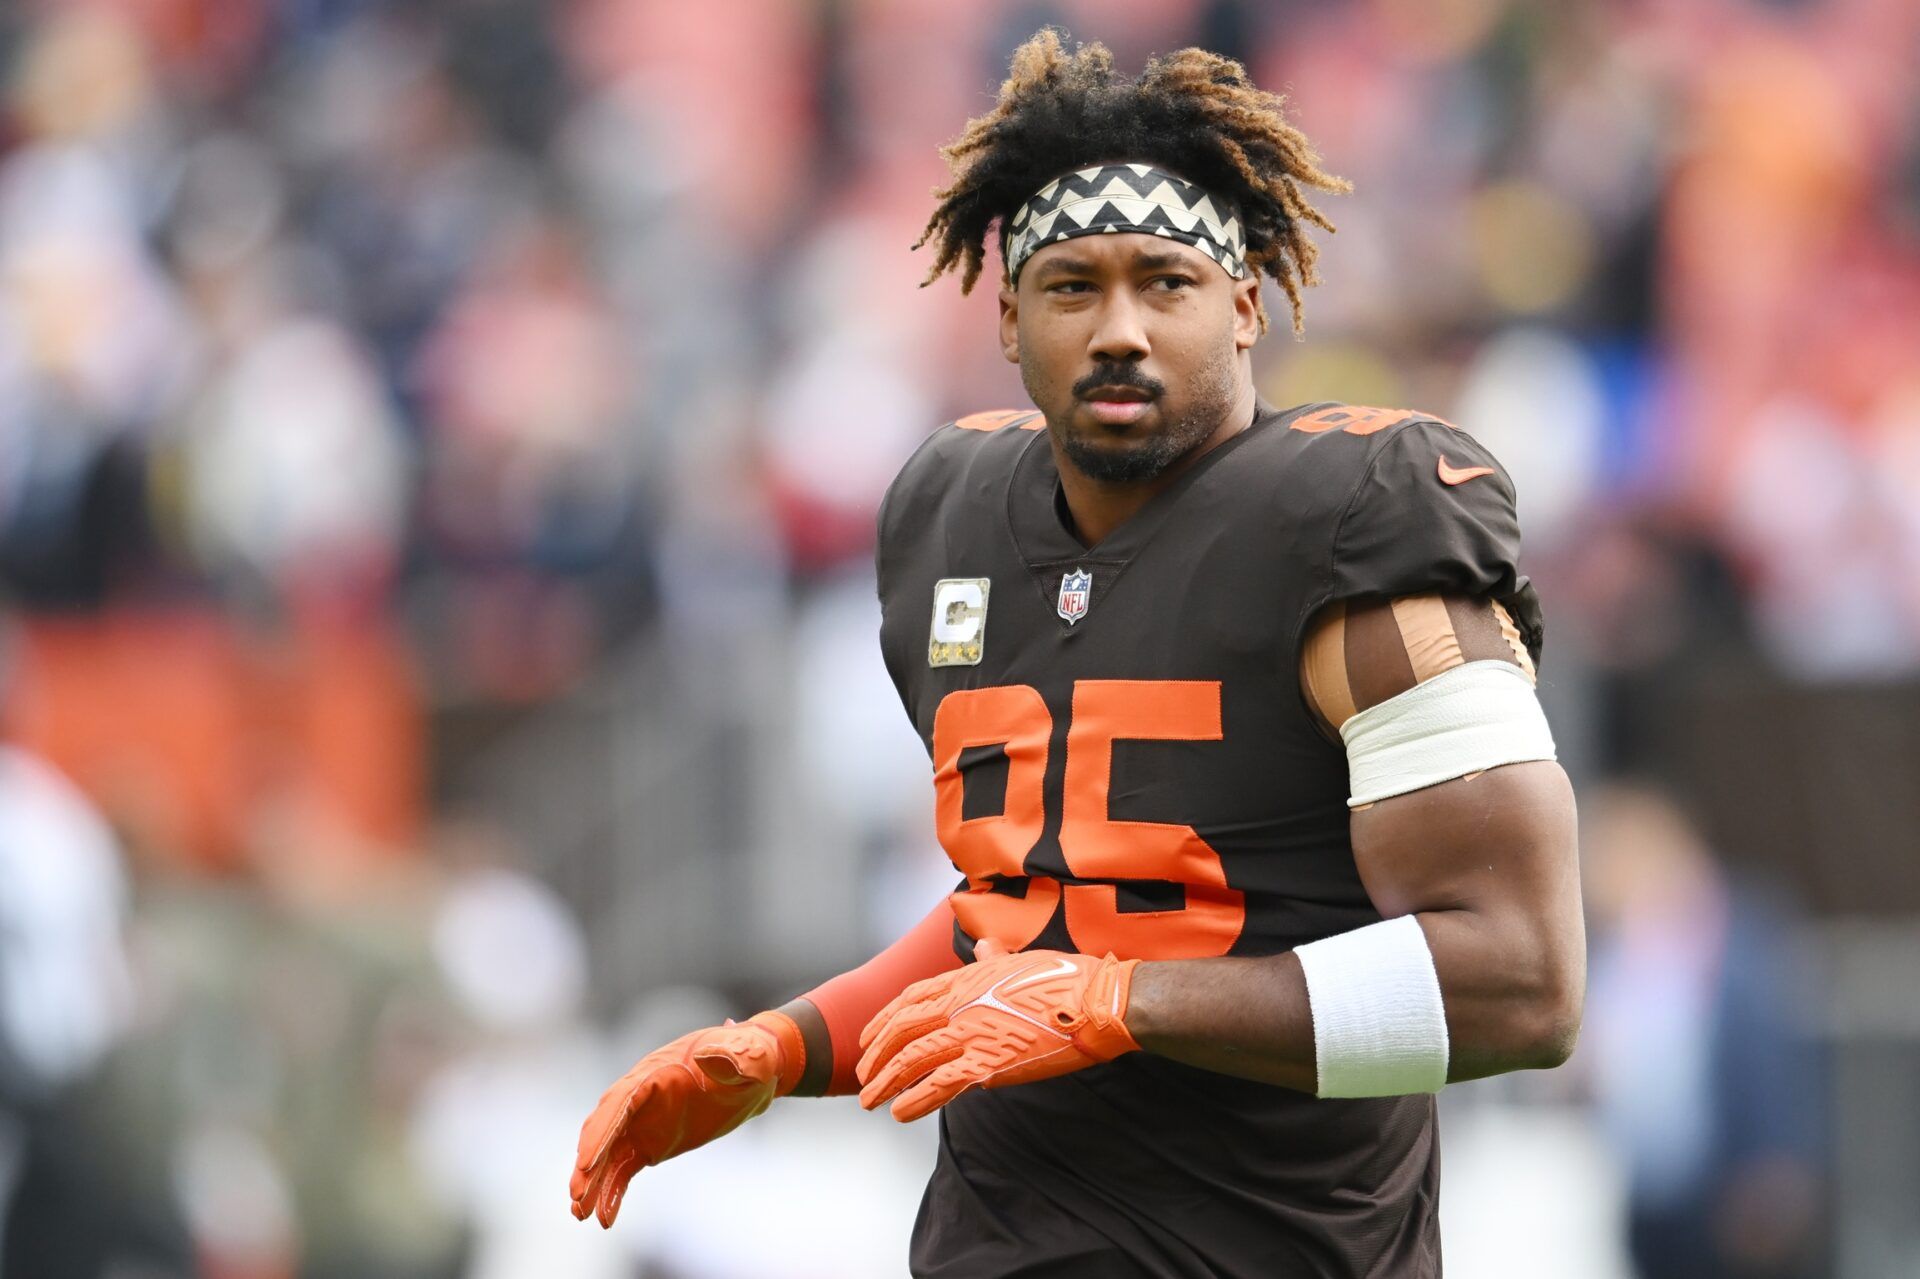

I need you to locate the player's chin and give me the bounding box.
[1061,425,1181,484]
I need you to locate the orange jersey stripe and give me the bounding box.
[1289,405,1461,437]
[954,410,1043,432]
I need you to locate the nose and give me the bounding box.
[1086,291,1150,364]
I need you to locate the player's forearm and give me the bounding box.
[1126,905,1582,1091]
[1125,952,1318,1092]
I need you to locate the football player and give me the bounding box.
[572,30,1582,1277]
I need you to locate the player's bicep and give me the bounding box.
[1348,760,1576,921]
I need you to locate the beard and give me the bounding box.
[1035,338,1241,484]
[1057,406,1218,482]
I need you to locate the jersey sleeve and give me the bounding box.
[1324,419,1544,669]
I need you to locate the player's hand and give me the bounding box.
[855,940,1140,1122]
[570,1011,804,1227]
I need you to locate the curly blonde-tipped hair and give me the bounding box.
[913,29,1350,334]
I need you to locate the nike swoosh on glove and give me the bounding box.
[570,1010,804,1227]
[855,939,1140,1122]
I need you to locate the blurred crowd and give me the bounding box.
[1,0,1914,1275]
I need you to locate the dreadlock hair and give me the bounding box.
[914,29,1351,335]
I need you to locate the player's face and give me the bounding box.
[1000,234,1259,484]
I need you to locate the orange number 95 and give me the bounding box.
[931,680,1245,960]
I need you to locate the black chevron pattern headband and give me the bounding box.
[1003,162,1247,283]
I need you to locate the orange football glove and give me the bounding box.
[570,1010,804,1227]
[855,940,1140,1122]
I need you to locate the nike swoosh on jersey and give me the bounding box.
[1437,455,1497,486]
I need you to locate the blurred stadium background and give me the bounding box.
[0,0,1915,1275]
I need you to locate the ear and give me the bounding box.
[998,286,1020,363]
[1231,275,1261,352]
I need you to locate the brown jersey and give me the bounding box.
[874,399,1543,1278]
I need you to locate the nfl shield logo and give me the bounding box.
[1056,569,1093,624]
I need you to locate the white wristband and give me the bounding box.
[1295,914,1450,1098]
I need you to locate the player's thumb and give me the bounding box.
[693,1047,750,1086]
[974,937,1011,962]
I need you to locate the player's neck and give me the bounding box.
[1054,379,1258,548]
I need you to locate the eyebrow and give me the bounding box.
[1030,254,1099,282]
[1030,246,1206,282]
[1130,250,1202,273]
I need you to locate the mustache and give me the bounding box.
[1072,364,1165,399]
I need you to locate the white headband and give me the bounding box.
[1004,162,1247,283]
